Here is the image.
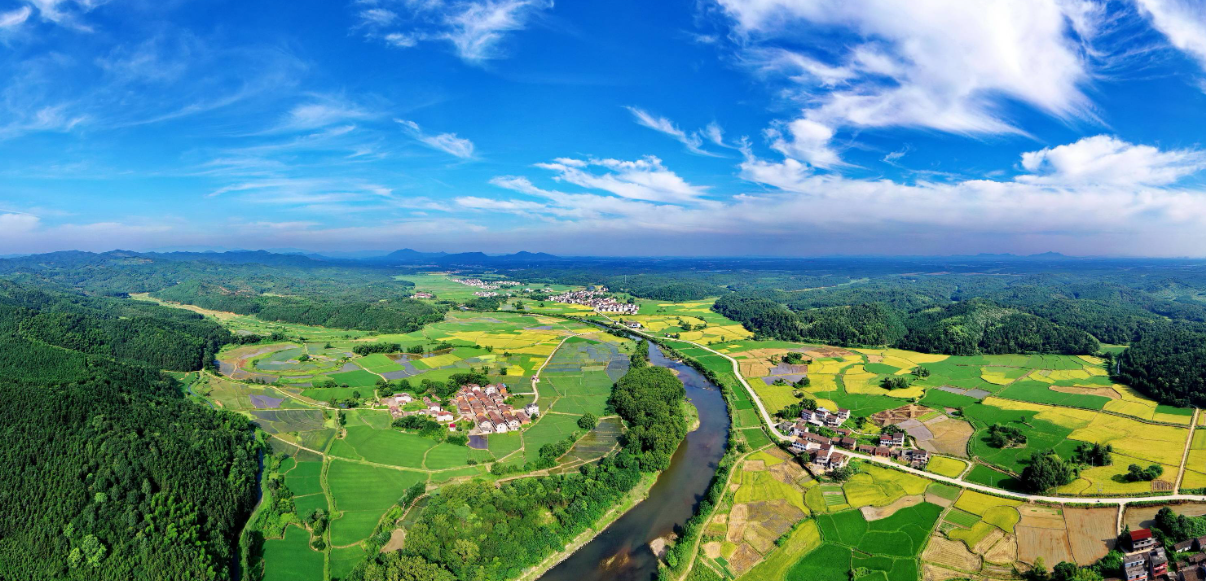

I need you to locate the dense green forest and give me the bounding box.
[0,278,258,580]
[348,354,687,581]
[153,280,446,333]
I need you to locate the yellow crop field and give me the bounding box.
[734,469,808,512]
[842,464,929,509]
[505,365,526,376]
[983,397,1097,429]
[749,378,800,414]
[1059,453,1179,495]
[1183,470,1206,490]
[750,450,786,467]
[982,506,1021,532]
[508,344,559,356]
[845,368,923,398]
[927,456,969,478]
[806,373,838,391]
[954,490,1021,517]
[1069,416,1187,466]
[1031,372,1056,384]
[886,348,949,364]
[1102,386,1194,425]
[1083,365,1109,377]
[1078,355,1105,366]
[808,359,848,374]
[1047,369,1092,381]
[419,353,461,368]
[981,369,1015,385]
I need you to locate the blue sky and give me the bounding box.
[5,0,1206,256]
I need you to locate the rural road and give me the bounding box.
[622,325,1206,509]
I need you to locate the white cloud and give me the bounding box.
[359,8,398,26]
[396,119,475,158]
[0,6,32,29]
[451,136,1206,255]
[714,0,1101,166]
[360,0,552,63]
[385,32,418,47]
[626,107,721,156]
[444,0,549,62]
[1019,135,1206,186]
[532,155,710,204]
[283,100,375,131]
[26,0,108,30]
[1133,0,1206,71]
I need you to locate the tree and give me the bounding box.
[577,413,598,430]
[298,353,310,362]
[881,376,911,390]
[1021,452,1076,492]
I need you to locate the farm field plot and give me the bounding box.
[540,336,629,416]
[840,464,929,509]
[328,426,436,469]
[926,456,968,478]
[260,526,324,581]
[788,502,942,581]
[703,448,812,577]
[326,461,425,546]
[520,412,583,465]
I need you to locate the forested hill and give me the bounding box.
[0,279,259,580]
[0,250,447,334]
[712,295,1099,355]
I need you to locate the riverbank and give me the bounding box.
[683,398,700,432]
[515,472,659,581]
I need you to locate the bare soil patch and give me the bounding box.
[871,404,934,427]
[703,542,722,559]
[727,503,748,543]
[914,415,975,458]
[1018,505,1066,530]
[729,543,762,574]
[923,536,982,572]
[982,534,1018,565]
[926,491,955,508]
[380,528,406,553]
[1050,385,1120,400]
[973,527,1006,555]
[1124,502,1206,530]
[744,459,766,472]
[1017,525,1074,567]
[1064,507,1115,564]
[1152,480,1175,492]
[768,460,808,485]
[861,495,923,521]
[923,563,974,581]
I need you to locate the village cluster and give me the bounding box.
[452,278,523,290]
[549,288,639,315]
[382,383,541,435]
[780,407,930,472]
[1125,528,1169,581]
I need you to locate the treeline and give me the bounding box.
[713,294,1098,355]
[0,279,258,580]
[1116,324,1206,406]
[347,347,687,581]
[0,279,232,373]
[154,281,446,333]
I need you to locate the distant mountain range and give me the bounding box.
[366,249,564,265]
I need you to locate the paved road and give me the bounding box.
[634,329,1206,508]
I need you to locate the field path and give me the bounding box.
[622,327,1206,507]
[1176,408,1200,493]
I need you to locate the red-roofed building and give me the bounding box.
[1131,528,1157,552]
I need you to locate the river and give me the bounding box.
[540,342,730,581]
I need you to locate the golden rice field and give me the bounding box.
[1059,453,1180,495]
[841,464,929,508]
[927,456,969,479]
[1103,385,1194,425]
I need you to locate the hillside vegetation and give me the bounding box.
[0,279,258,580]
